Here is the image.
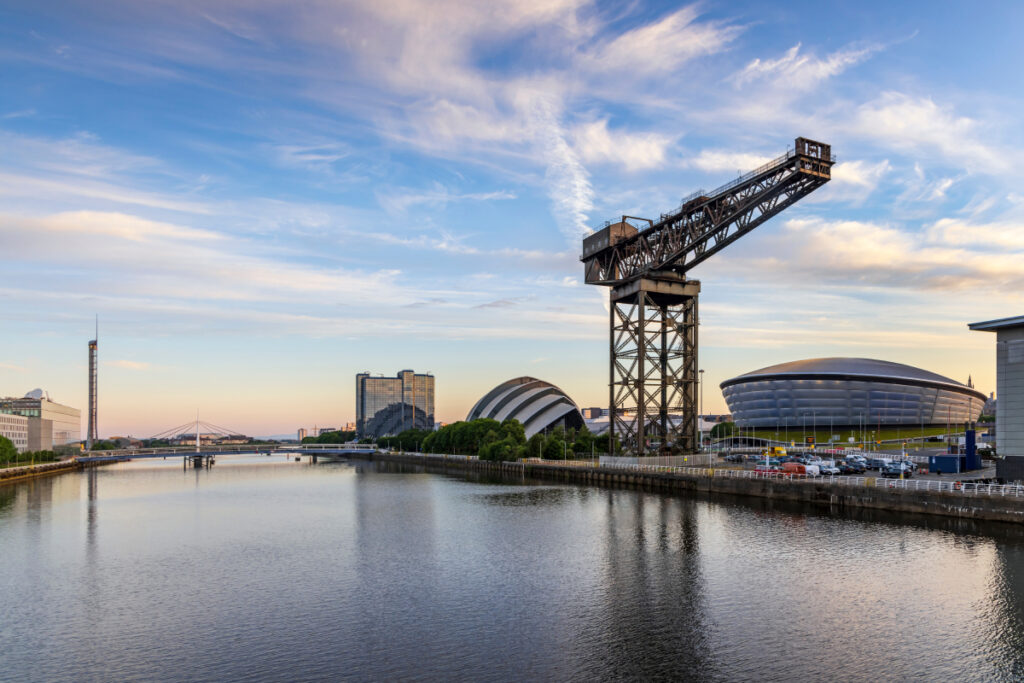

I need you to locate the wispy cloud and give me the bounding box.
[732,42,877,90]
[377,184,516,214]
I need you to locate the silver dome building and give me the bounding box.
[720,358,986,428]
[467,377,584,438]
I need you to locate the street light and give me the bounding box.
[698,369,705,452]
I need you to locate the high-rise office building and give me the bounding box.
[356,370,435,438]
[297,428,307,442]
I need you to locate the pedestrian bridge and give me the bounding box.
[76,443,378,463]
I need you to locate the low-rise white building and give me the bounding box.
[0,390,82,451]
[0,413,29,453]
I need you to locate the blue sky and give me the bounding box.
[2,0,1022,437]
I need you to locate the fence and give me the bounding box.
[600,454,716,468]
[590,460,1019,499]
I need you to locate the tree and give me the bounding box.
[710,421,736,439]
[0,435,18,465]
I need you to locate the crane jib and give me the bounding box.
[581,137,833,285]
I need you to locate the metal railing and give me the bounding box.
[572,459,1016,499]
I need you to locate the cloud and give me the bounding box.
[0,362,26,372]
[0,210,411,303]
[526,94,595,243]
[572,119,674,171]
[925,217,1024,251]
[818,159,892,203]
[377,184,516,214]
[852,92,1007,173]
[581,6,742,77]
[727,216,1024,292]
[732,42,876,89]
[689,150,772,174]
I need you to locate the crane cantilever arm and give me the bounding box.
[582,137,834,285]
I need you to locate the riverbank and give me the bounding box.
[372,452,1024,524]
[0,459,101,484]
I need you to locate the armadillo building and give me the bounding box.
[721,358,985,428]
[467,377,584,438]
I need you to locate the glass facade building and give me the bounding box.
[356,370,435,438]
[720,358,986,429]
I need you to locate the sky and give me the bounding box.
[2,0,1023,438]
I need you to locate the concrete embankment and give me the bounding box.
[0,460,97,484]
[373,453,1024,524]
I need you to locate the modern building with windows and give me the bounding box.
[0,413,29,453]
[356,370,435,438]
[467,377,584,438]
[0,390,82,451]
[970,315,1024,480]
[720,358,985,429]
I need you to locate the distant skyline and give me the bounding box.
[2,1,1022,437]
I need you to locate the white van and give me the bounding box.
[803,464,820,476]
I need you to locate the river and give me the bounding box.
[2,455,1024,681]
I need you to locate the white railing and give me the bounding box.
[298,443,376,451]
[568,459,1015,500]
[368,451,1016,502]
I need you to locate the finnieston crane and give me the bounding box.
[581,137,834,456]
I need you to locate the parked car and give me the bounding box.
[839,461,865,474]
[868,458,892,471]
[803,464,821,476]
[882,463,913,478]
[818,461,840,476]
[754,464,782,474]
[723,453,744,463]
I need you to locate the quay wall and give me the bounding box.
[0,460,105,484]
[373,453,1024,524]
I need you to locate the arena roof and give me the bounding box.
[720,357,982,397]
[467,377,583,438]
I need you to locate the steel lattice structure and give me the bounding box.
[582,137,833,455]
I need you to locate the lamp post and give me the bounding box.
[699,369,705,453]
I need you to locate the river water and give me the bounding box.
[3,455,1024,681]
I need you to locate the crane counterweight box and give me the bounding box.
[582,220,639,259]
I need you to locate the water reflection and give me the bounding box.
[5,458,1024,680]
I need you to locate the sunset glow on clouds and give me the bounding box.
[2,1,1023,436]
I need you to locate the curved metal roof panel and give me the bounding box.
[720,357,985,399]
[467,376,583,438]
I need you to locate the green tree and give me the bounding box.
[0,435,18,465]
[710,421,736,439]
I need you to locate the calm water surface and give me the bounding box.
[3,455,1024,681]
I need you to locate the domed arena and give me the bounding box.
[467,377,584,438]
[720,358,986,428]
